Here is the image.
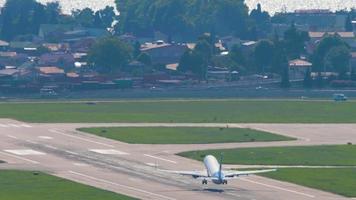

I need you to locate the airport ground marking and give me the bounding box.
[144,154,177,164]
[6,135,18,139]
[89,149,129,155]
[0,124,9,127]
[38,136,53,140]
[4,149,45,156]
[0,151,39,164]
[49,129,114,148]
[240,177,315,198]
[68,171,177,200]
[44,144,58,150]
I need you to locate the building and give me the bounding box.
[275,10,347,31]
[39,52,75,68]
[289,59,312,80]
[141,41,188,65]
[308,32,356,53]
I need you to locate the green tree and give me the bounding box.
[312,35,349,73]
[72,8,95,27]
[254,40,274,73]
[137,52,152,66]
[324,46,351,78]
[345,15,353,32]
[303,68,313,88]
[115,0,250,39]
[87,37,132,73]
[1,0,47,40]
[178,49,207,80]
[283,24,310,59]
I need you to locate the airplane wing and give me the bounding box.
[224,169,277,178]
[161,170,208,179]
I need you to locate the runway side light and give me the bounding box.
[33,172,39,176]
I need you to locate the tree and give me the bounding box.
[345,15,353,32]
[303,68,312,88]
[45,2,61,24]
[254,40,274,73]
[137,52,152,66]
[93,6,117,28]
[115,0,250,39]
[283,24,310,59]
[178,49,207,80]
[1,0,48,40]
[324,46,351,78]
[249,3,271,37]
[72,8,95,27]
[312,35,349,73]
[87,37,132,73]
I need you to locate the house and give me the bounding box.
[308,32,356,53]
[274,9,347,31]
[37,66,65,82]
[9,42,40,55]
[39,24,74,39]
[39,52,75,69]
[0,40,9,51]
[43,43,70,52]
[141,41,188,65]
[289,59,312,80]
[220,36,241,50]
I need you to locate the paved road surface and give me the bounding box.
[0,119,354,200]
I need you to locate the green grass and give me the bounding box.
[0,170,135,200]
[78,127,294,144]
[0,100,355,123]
[261,168,356,197]
[179,145,356,165]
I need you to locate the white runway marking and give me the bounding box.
[25,140,38,145]
[73,163,89,167]
[49,129,114,148]
[8,124,21,128]
[20,124,32,128]
[240,178,315,198]
[65,150,80,156]
[0,124,9,127]
[7,135,18,139]
[4,149,46,156]
[69,171,176,200]
[38,136,53,140]
[90,149,129,155]
[44,145,58,150]
[0,151,39,164]
[144,154,177,164]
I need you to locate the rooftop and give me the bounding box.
[309,32,355,38]
[37,66,65,74]
[289,59,313,67]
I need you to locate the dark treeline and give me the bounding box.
[0,0,117,40]
[116,0,271,40]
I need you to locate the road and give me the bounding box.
[0,119,354,200]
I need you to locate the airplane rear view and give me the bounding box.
[165,155,276,185]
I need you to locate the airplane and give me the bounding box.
[164,155,276,185]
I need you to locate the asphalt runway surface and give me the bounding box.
[0,119,354,200]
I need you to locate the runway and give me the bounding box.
[0,119,353,200]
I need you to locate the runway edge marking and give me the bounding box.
[240,177,315,198]
[144,154,177,164]
[0,151,39,164]
[68,171,176,200]
[49,129,114,148]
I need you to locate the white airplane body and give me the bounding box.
[166,155,276,185]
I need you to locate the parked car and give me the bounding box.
[333,94,347,102]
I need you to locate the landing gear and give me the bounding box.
[223,180,228,185]
[202,179,208,185]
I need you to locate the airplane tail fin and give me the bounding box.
[219,153,223,180]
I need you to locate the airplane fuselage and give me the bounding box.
[203,155,227,184]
